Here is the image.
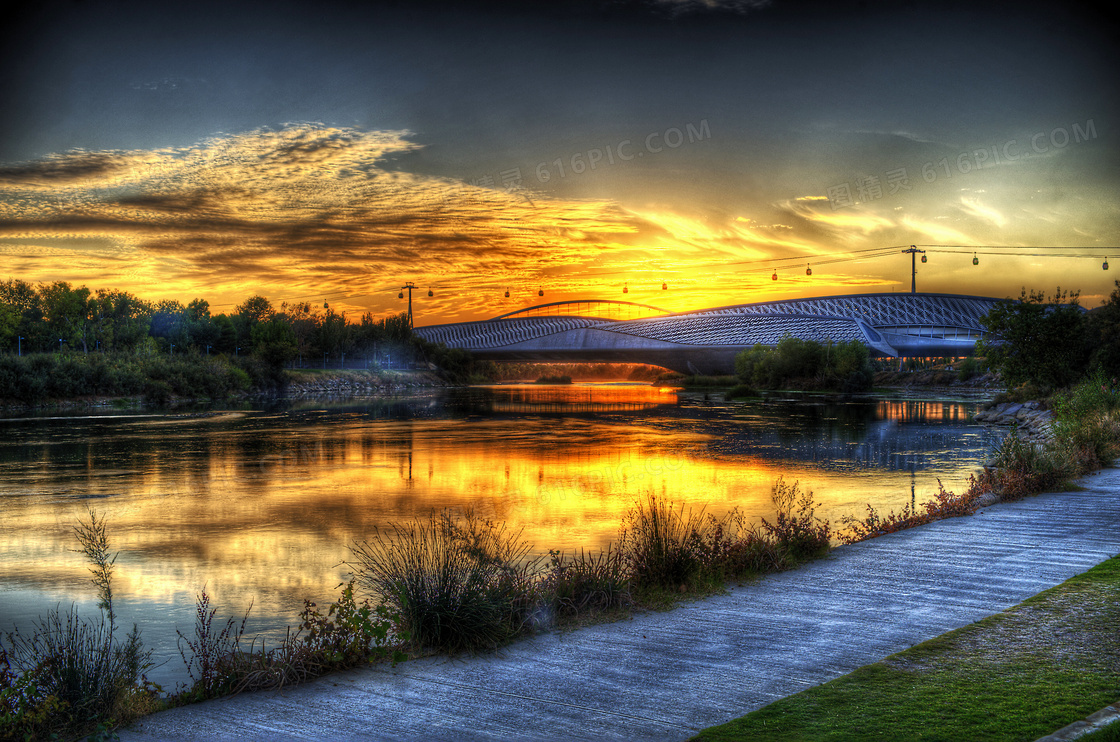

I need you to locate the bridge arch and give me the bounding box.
[491,299,670,322]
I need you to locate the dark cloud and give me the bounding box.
[0,151,133,185]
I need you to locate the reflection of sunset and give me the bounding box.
[876,400,973,424]
[0,389,998,631]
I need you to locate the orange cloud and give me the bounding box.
[1,123,1115,323]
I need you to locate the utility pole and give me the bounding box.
[901,245,926,293]
[398,282,417,328]
[398,282,432,329]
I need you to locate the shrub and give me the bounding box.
[175,581,404,701]
[544,548,630,616]
[760,477,831,561]
[175,590,249,700]
[958,357,981,382]
[724,383,757,400]
[348,510,542,653]
[839,479,981,544]
[143,379,173,406]
[734,338,873,392]
[984,431,1073,500]
[719,525,793,575]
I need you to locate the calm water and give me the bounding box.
[0,384,1003,689]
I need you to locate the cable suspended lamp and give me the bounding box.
[972,253,979,265]
[1104,258,1110,271]
[921,254,927,263]
[771,271,778,281]
[623,283,628,294]
[805,264,812,276]
[504,288,510,297]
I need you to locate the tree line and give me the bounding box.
[0,278,414,367]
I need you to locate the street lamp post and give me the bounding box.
[58,339,63,352]
[170,344,175,356]
[18,336,23,357]
[206,345,211,355]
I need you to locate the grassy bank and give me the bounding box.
[695,555,1120,742]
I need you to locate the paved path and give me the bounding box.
[121,471,1120,741]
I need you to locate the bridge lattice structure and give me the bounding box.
[414,293,1006,374]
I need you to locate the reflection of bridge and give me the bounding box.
[414,293,1003,374]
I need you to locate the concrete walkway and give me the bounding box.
[121,471,1120,741]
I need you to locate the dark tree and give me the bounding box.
[1087,280,1120,379]
[977,288,1090,391]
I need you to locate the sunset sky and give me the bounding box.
[1,0,1117,325]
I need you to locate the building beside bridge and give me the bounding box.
[414,292,1004,375]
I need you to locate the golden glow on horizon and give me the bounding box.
[1,123,1118,320]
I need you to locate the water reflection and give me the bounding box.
[0,384,1002,688]
[461,384,678,415]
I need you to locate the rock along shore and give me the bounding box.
[973,399,1054,441]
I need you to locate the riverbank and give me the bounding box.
[873,368,1002,389]
[117,468,1120,741]
[282,368,448,397]
[0,367,448,412]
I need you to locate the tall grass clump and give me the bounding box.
[617,496,718,594]
[1,510,158,741]
[544,547,631,617]
[348,510,542,653]
[619,481,831,599]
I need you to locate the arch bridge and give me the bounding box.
[413,293,1003,375]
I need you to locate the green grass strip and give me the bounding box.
[695,557,1120,742]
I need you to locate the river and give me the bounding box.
[0,383,1003,690]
